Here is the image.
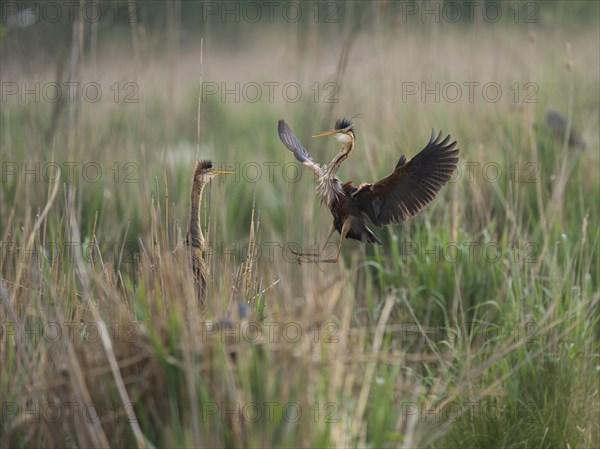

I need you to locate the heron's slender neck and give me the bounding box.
[325,137,355,178]
[187,179,207,250]
[318,137,355,207]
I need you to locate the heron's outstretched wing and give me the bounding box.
[278,120,323,177]
[352,130,459,227]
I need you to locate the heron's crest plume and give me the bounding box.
[334,118,355,133]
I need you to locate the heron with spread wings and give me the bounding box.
[277,118,459,263]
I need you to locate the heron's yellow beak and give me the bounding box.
[210,167,234,175]
[312,129,338,138]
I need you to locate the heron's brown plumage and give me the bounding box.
[277,118,459,262]
[352,130,459,227]
[186,160,211,305]
[185,159,230,305]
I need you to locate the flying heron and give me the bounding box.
[186,160,233,304]
[278,118,459,263]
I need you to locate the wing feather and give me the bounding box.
[278,120,323,177]
[353,129,459,227]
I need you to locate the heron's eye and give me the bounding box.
[199,160,213,170]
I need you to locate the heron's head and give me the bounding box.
[313,118,355,148]
[193,160,233,184]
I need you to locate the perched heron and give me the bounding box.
[186,160,232,304]
[278,118,459,263]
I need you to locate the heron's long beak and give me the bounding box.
[210,167,235,175]
[312,129,338,138]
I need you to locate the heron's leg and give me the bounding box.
[321,223,337,252]
[291,223,336,260]
[360,233,367,261]
[317,221,350,263]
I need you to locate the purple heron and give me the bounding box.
[278,118,459,263]
[186,160,233,304]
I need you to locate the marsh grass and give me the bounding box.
[1,11,599,449]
